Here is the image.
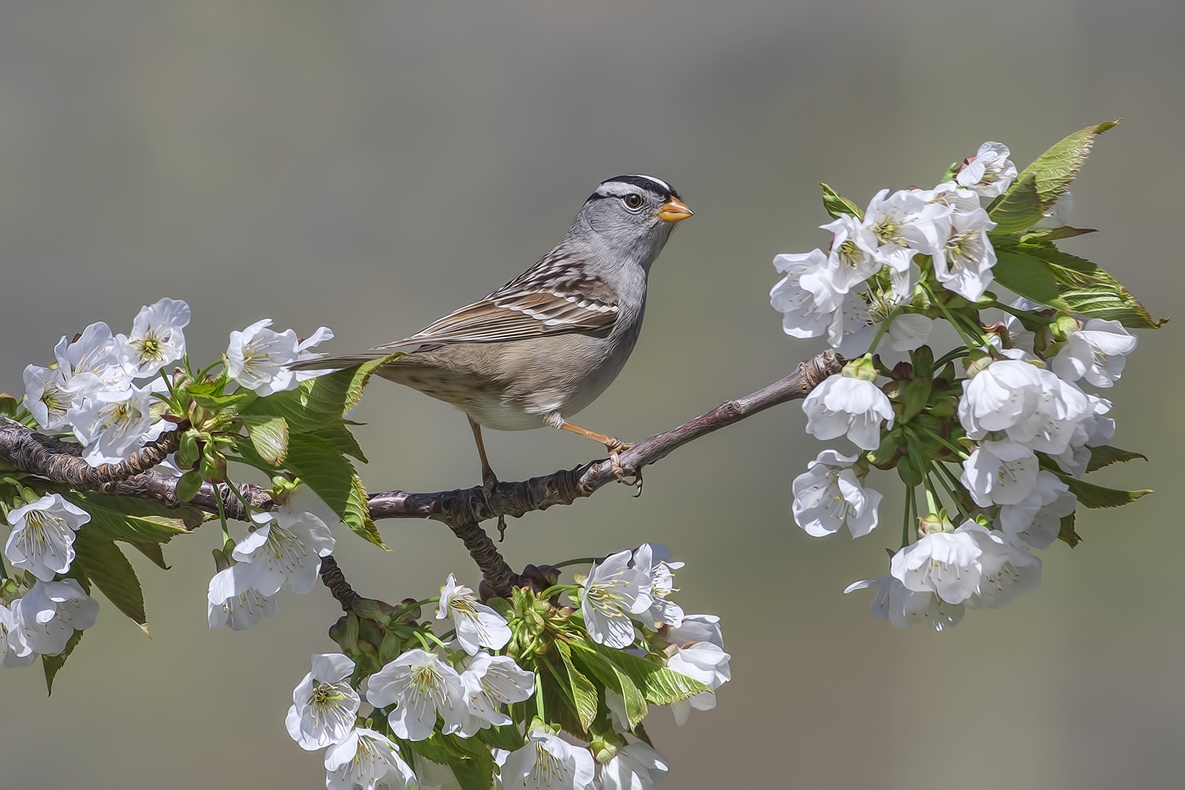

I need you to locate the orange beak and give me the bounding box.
[656,196,694,223]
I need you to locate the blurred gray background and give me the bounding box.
[1,1,1182,788]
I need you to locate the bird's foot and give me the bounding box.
[606,439,643,494]
[477,471,509,542]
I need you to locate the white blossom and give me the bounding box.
[997,470,1076,549]
[580,550,653,649]
[862,189,949,271]
[931,208,997,301]
[920,180,981,214]
[802,372,894,451]
[631,544,684,629]
[966,527,1043,609]
[599,743,669,790]
[14,579,99,656]
[843,574,965,631]
[887,313,933,352]
[501,732,596,790]
[820,215,881,293]
[226,319,300,396]
[956,141,1018,198]
[0,603,36,667]
[1054,394,1115,476]
[1052,318,1138,388]
[459,652,535,733]
[826,290,879,358]
[116,298,190,378]
[23,365,75,431]
[436,574,511,655]
[67,385,155,467]
[1005,369,1091,455]
[232,507,335,596]
[958,359,1044,438]
[666,641,731,726]
[207,564,279,631]
[666,614,724,650]
[227,320,335,396]
[4,493,90,582]
[325,727,417,790]
[285,653,361,751]
[889,526,983,605]
[769,250,841,339]
[367,648,468,742]
[792,449,882,538]
[54,321,130,394]
[960,441,1040,507]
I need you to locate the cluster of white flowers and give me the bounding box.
[579,545,730,726]
[1,493,101,666]
[284,548,726,789]
[21,298,332,467]
[207,494,336,631]
[23,298,189,466]
[772,140,1147,631]
[771,142,1016,361]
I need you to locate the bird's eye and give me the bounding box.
[623,193,644,209]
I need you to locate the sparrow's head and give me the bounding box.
[574,174,693,268]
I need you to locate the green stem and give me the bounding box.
[868,307,901,356]
[913,425,969,459]
[901,486,914,549]
[931,465,971,520]
[417,628,451,652]
[927,283,991,349]
[215,489,231,545]
[225,480,254,519]
[993,300,1055,324]
[933,347,970,369]
[923,478,941,515]
[534,664,547,723]
[550,557,603,570]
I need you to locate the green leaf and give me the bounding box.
[1016,242,1166,329]
[404,733,494,790]
[991,251,1070,310]
[345,353,405,414]
[243,415,289,465]
[65,492,193,544]
[537,661,589,738]
[0,394,19,417]
[1063,477,1151,509]
[238,371,369,463]
[1020,226,1097,243]
[1058,513,1082,548]
[1086,445,1148,473]
[988,172,1043,233]
[821,183,862,220]
[190,389,257,411]
[1018,121,1119,211]
[475,723,525,752]
[556,640,598,732]
[284,434,384,548]
[176,471,202,502]
[42,629,83,695]
[570,640,647,729]
[126,540,170,570]
[590,642,710,706]
[73,530,148,634]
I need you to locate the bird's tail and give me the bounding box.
[289,352,395,372]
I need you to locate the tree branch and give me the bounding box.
[0,350,841,598]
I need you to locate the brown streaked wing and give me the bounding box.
[372,289,619,349]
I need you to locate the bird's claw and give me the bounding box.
[478,473,509,541]
[606,440,642,494]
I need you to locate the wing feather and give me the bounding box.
[372,289,618,349]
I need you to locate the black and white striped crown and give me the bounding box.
[589,174,680,202]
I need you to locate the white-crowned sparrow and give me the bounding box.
[303,174,693,486]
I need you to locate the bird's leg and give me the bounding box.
[559,421,639,489]
[469,417,508,539]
